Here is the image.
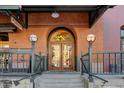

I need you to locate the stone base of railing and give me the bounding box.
[81,74,124,88]
[81,74,89,88]
[0,76,33,88]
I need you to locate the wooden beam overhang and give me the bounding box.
[0,10,28,30]
[21,5,99,12]
[0,5,28,30]
[0,24,17,32]
[88,5,115,28]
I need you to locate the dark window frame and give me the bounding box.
[0,33,9,48]
[120,28,124,51]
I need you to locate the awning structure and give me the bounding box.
[21,5,113,12]
[21,5,114,27]
[0,5,21,10]
[0,5,114,30]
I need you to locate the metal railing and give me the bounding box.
[80,53,89,74]
[0,48,44,75]
[81,52,124,75]
[80,53,108,83]
[92,52,124,75]
[33,54,44,73]
[80,57,108,83]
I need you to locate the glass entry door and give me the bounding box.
[49,43,74,71]
[48,29,75,71]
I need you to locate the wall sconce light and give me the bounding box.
[51,12,60,18]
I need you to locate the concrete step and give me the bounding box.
[38,79,82,83]
[40,75,81,79]
[37,83,83,88]
[42,71,80,74]
[35,72,84,88]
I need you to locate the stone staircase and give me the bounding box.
[35,71,84,88]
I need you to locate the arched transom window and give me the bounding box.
[49,29,74,42]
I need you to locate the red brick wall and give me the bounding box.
[8,12,90,56]
[102,6,124,52]
[90,17,104,52]
[0,12,104,56]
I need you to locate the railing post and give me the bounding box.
[39,52,43,71]
[42,55,45,71]
[31,41,35,74]
[87,34,95,82]
[80,52,83,75]
[88,42,93,82]
[120,53,122,73]
[29,34,38,74]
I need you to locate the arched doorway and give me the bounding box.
[48,28,75,71]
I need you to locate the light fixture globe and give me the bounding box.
[51,12,60,18]
[87,34,96,42]
[29,34,38,42]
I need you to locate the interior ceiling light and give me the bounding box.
[51,12,60,18]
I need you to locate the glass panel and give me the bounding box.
[51,44,61,67]
[62,44,73,68]
[121,30,124,37]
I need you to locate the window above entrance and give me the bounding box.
[49,29,74,42]
[0,33,9,48]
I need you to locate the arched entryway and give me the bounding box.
[48,28,75,71]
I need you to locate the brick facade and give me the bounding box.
[0,12,104,71]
